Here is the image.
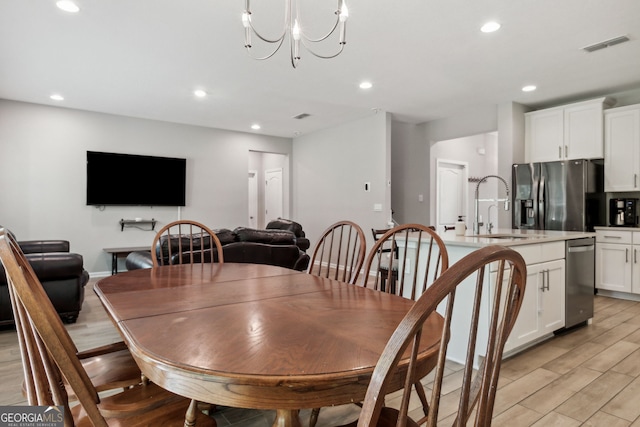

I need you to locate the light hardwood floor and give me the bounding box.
[2,280,640,426]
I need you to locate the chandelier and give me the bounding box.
[242,0,349,68]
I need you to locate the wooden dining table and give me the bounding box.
[94,263,444,427]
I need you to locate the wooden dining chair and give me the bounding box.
[307,220,367,285]
[354,245,527,427]
[364,224,449,300]
[151,220,224,267]
[359,224,450,424]
[310,224,450,427]
[0,228,216,427]
[0,229,143,403]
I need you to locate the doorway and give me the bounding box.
[248,151,289,229]
[436,160,468,232]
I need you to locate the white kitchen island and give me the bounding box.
[400,228,595,367]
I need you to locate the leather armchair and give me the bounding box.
[0,238,89,326]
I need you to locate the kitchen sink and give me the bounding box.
[473,234,545,240]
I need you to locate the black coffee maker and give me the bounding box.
[609,198,638,226]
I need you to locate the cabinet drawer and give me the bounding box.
[596,230,632,244]
[512,241,565,265]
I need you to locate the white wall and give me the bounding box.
[0,100,292,275]
[430,132,499,232]
[391,121,428,225]
[292,111,391,251]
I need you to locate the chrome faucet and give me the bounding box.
[473,175,510,235]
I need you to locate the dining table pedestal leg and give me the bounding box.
[272,409,302,427]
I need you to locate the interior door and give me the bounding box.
[265,168,283,223]
[436,160,468,232]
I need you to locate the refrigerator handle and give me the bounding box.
[538,174,546,228]
[558,146,562,159]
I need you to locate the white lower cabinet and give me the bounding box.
[505,258,565,353]
[596,229,640,294]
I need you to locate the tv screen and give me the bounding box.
[86,151,186,206]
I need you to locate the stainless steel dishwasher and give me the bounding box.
[565,237,595,329]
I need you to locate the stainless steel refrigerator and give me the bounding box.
[513,158,604,330]
[512,159,605,232]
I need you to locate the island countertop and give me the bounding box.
[436,228,595,248]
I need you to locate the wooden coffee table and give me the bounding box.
[94,263,443,427]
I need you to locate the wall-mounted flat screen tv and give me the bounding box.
[86,151,186,206]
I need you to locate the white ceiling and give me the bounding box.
[1,0,639,138]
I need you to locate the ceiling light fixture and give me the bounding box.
[251,124,261,130]
[359,81,372,89]
[242,0,348,68]
[56,1,80,13]
[480,21,501,33]
[194,89,207,98]
[50,94,65,101]
[522,85,537,92]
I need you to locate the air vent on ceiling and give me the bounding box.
[582,35,630,53]
[293,113,311,120]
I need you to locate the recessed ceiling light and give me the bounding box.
[56,1,80,13]
[522,85,537,92]
[251,124,261,130]
[359,81,373,90]
[193,89,207,98]
[480,21,501,33]
[50,94,64,101]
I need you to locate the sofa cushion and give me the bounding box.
[266,218,305,237]
[233,227,296,245]
[156,234,214,260]
[222,242,308,270]
[19,240,70,254]
[214,228,237,245]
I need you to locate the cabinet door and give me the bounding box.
[633,246,640,294]
[596,243,632,292]
[538,259,565,334]
[564,101,604,160]
[526,108,564,163]
[504,264,541,353]
[604,107,640,192]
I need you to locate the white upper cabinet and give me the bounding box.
[604,104,640,192]
[525,97,612,163]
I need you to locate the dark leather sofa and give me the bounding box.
[126,220,310,272]
[0,238,90,326]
